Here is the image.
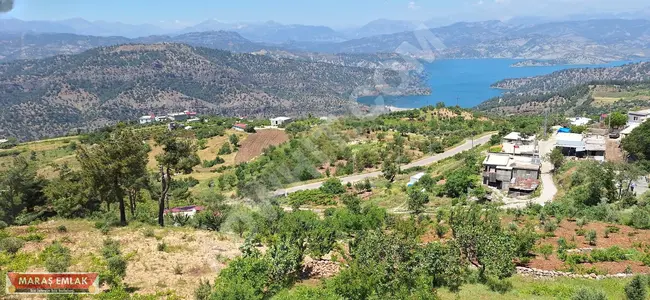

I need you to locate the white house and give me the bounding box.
[628,109,650,126]
[407,172,426,187]
[139,115,155,124]
[270,117,292,127]
[503,132,536,145]
[0,139,8,144]
[568,117,591,126]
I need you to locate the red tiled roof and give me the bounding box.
[233,123,247,128]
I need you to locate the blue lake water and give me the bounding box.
[357,58,632,109]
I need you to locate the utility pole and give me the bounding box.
[456,97,459,107]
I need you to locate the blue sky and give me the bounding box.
[3,0,650,27]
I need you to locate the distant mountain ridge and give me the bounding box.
[0,43,428,141]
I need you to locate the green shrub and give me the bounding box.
[571,288,606,300]
[101,239,121,259]
[0,237,25,254]
[576,218,587,228]
[0,221,7,230]
[625,275,647,300]
[538,244,554,260]
[586,230,597,246]
[590,246,627,262]
[320,178,346,195]
[543,221,558,235]
[157,242,168,252]
[485,276,512,294]
[557,238,577,251]
[57,225,67,233]
[41,242,72,272]
[576,229,586,236]
[630,207,650,229]
[194,280,212,300]
[143,228,155,238]
[19,233,44,242]
[435,224,449,238]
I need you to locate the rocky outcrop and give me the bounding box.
[302,260,340,279]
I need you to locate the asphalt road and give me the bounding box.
[272,134,494,197]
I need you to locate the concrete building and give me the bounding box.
[501,132,537,156]
[270,117,293,127]
[583,135,606,161]
[555,132,606,160]
[568,117,592,126]
[628,109,650,126]
[482,154,541,194]
[503,132,536,145]
[139,115,155,124]
[556,133,585,156]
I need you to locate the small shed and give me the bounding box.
[407,172,426,187]
[270,117,293,127]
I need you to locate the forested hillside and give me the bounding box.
[0,43,428,141]
[477,62,650,114]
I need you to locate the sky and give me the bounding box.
[2,0,650,28]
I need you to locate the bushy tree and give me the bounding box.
[0,157,47,225]
[77,129,148,226]
[625,275,647,300]
[407,187,430,215]
[450,205,516,280]
[546,147,565,172]
[229,134,239,147]
[605,112,627,128]
[320,178,346,195]
[622,120,650,162]
[153,133,200,226]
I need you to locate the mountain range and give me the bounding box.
[2,19,650,64]
[0,43,428,141]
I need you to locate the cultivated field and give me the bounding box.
[235,129,289,164]
[591,85,650,106]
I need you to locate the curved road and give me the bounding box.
[272,134,494,197]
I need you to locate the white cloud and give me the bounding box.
[408,1,420,10]
[476,0,484,5]
[494,0,510,4]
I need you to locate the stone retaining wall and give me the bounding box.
[516,266,638,280]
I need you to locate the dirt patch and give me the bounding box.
[235,129,289,164]
[606,139,624,163]
[527,219,650,274]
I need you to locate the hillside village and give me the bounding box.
[1,103,650,299]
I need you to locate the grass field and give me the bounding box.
[437,276,631,300]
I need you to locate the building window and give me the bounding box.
[634,117,639,121]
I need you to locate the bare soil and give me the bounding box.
[235,129,289,164]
